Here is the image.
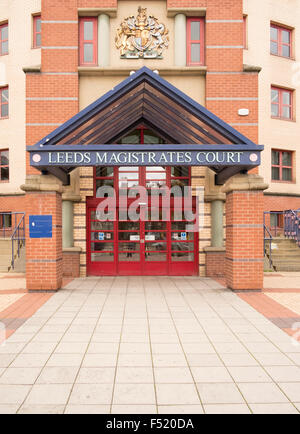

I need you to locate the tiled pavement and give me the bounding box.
[0,276,300,414]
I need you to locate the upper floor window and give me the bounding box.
[186,18,205,66]
[0,23,8,56]
[270,24,292,58]
[271,87,293,120]
[0,149,9,181]
[79,17,98,66]
[33,15,41,48]
[0,87,8,119]
[271,150,293,182]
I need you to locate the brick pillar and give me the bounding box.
[22,175,63,292]
[222,174,268,291]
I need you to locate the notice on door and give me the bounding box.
[130,235,140,241]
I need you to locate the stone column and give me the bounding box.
[204,191,226,278]
[174,14,186,66]
[211,199,224,248]
[98,14,110,67]
[62,200,74,249]
[21,175,63,292]
[62,192,81,278]
[222,174,268,291]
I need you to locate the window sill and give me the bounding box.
[271,180,295,184]
[270,53,295,61]
[271,116,295,122]
[78,66,207,76]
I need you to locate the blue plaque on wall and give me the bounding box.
[29,215,53,239]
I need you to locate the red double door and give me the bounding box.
[87,197,199,276]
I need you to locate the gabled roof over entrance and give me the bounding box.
[27,66,263,185]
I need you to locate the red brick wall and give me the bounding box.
[63,251,80,277]
[264,195,300,212]
[0,196,26,213]
[25,191,63,291]
[206,251,225,277]
[26,0,79,176]
[225,190,264,290]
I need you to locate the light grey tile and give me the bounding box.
[18,405,65,414]
[36,366,79,384]
[158,405,204,414]
[227,367,273,383]
[237,383,289,404]
[64,405,110,414]
[0,385,31,404]
[154,367,193,383]
[76,367,115,384]
[250,403,299,414]
[82,353,117,368]
[116,367,154,383]
[278,382,300,402]
[0,367,42,385]
[204,404,251,414]
[156,384,200,405]
[69,384,113,405]
[196,383,245,404]
[112,405,157,414]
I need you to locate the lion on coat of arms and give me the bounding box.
[115,6,169,58]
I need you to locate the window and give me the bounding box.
[0,87,8,118]
[79,17,98,66]
[270,24,292,58]
[271,87,292,120]
[270,212,283,229]
[187,18,205,66]
[0,22,8,56]
[33,15,41,48]
[271,150,293,182]
[0,212,11,229]
[0,149,9,181]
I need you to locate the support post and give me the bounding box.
[21,175,63,292]
[222,174,268,291]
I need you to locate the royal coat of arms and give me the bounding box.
[115,7,169,58]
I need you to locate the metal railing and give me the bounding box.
[0,212,25,270]
[284,209,300,247]
[263,222,274,270]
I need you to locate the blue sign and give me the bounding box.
[98,232,105,241]
[29,215,52,239]
[181,232,187,241]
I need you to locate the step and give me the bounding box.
[273,265,300,271]
[271,251,300,257]
[271,238,300,245]
[0,266,10,272]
